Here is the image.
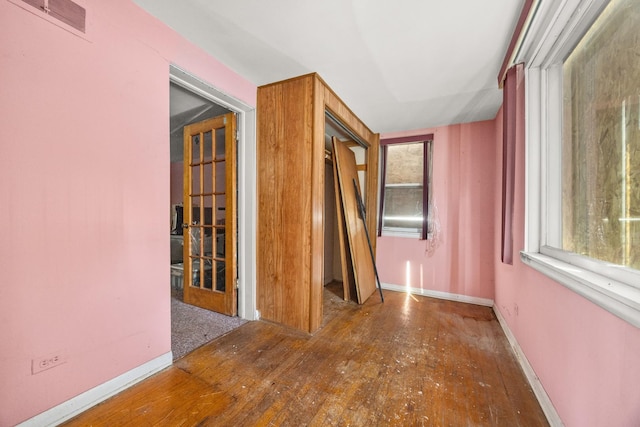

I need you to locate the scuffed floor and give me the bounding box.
[66,287,549,426]
[171,290,247,360]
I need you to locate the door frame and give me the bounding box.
[170,64,257,321]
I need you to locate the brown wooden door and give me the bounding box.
[182,113,237,316]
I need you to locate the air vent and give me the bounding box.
[21,0,85,33]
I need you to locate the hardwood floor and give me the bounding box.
[63,284,549,426]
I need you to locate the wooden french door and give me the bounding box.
[182,113,237,316]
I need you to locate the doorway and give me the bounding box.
[169,73,254,359]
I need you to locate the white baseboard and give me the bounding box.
[493,309,564,427]
[381,282,494,307]
[18,352,173,427]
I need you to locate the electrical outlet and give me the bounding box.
[32,352,67,375]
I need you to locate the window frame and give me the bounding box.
[518,0,640,327]
[379,136,433,239]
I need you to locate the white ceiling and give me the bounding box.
[136,0,524,134]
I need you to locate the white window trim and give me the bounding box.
[518,0,640,328]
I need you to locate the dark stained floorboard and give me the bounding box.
[63,283,549,427]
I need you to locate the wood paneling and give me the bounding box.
[257,73,379,333]
[309,75,326,332]
[257,76,315,331]
[63,287,549,426]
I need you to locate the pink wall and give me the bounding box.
[377,120,497,301]
[0,1,255,425]
[492,64,640,426]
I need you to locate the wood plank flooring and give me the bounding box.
[63,284,549,426]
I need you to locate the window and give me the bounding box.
[562,0,639,271]
[379,137,433,238]
[518,0,640,327]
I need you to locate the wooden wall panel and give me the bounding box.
[308,76,326,332]
[257,75,315,331]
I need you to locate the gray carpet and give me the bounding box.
[171,290,247,360]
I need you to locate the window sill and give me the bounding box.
[520,251,640,328]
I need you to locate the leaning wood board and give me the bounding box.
[332,138,376,304]
[332,154,356,302]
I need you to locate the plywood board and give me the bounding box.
[332,158,356,302]
[332,138,377,304]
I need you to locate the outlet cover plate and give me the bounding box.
[32,352,67,374]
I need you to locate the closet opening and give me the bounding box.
[323,112,370,310]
